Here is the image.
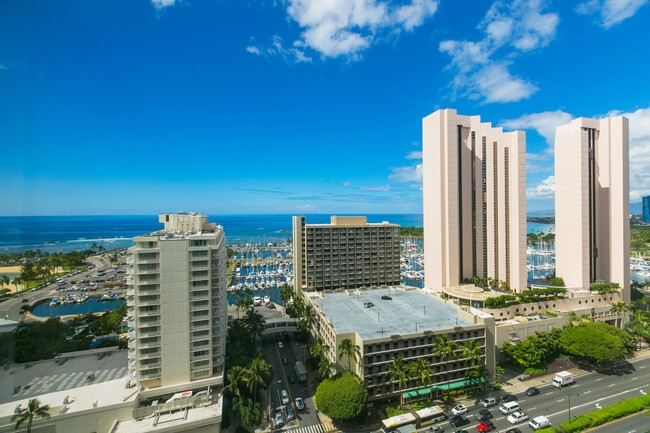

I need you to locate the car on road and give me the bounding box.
[528,416,551,430]
[449,414,469,427]
[454,430,468,433]
[274,409,284,427]
[363,302,374,308]
[381,295,392,300]
[281,390,290,405]
[507,412,529,424]
[504,429,522,433]
[525,387,540,396]
[476,409,492,421]
[295,397,305,410]
[277,341,284,349]
[476,420,495,432]
[288,374,295,384]
[427,426,444,433]
[481,397,497,407]
[501,394,518,403]
[282,356,288,365]
[21,298,29,303]
[285,404,295,421]
[451,405,468,416]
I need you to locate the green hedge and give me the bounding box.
[536,393,650,433]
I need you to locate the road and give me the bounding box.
[259,315,335,433]
[0,255,115,322]
[420,356,650,433]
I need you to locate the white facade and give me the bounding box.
[555,116,630,300]
[422,109,527,293]
[131,212,228,392]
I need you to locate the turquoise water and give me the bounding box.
[32,299,126,317]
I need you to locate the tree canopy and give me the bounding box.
[560,322,631,364]
[315,371,367,420]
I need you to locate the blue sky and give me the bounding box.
[1,0,649,216]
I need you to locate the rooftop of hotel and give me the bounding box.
[0,348,134,418]
[310,287,473,340]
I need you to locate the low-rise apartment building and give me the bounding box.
[306,287,495,401]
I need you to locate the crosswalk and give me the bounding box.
[286,422,338,433]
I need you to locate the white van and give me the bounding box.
[499,401,520,415]
[529,415,551,430]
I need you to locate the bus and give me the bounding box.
[415,406,445,427]
[381,413,417,433]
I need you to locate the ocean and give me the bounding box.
[0,214,553,254]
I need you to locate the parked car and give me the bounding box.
[363,302,374,308]
[525,387,540,396]
[282,356,288,365]
[381,295,392,300]
[507,412,529,424]
[295,397,305,410]
[502,394,518,403]
[285,404,295,421]
[451,405,468,416]
[476,409,492,421]
[481,397,497,407]
[274,409,284,428]
[449,414,469,427]
[476,420,495,432]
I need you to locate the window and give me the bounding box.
[193,320,209,327]
[138,253,157,260]
[139,241,158,249]
[193,330,209,337]
[193,360,209,368]
[139,274,157,281]
[193,270,208,277]
[192,290,209,298]
[191,239,208,247]
[139,295,158,302]
[192,310,209,317]
[138,263,157,271]
[192,280,208,287]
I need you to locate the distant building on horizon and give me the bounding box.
[554,116,630,300]
[422,109,527,293]
[131,212,228,393]
[292,216,401,295]
[643,196,650,223]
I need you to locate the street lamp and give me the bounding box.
[560,385,579,421]
[267,380,282,428]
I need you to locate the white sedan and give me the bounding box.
[451,405,468,416]
[507,411,529,424]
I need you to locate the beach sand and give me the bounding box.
[0,266,25,294]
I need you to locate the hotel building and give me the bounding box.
[422,109,527,293]
[306,287,495,401]
[130,212,228,392]
[292,216,401,295]
[555,116,630,300]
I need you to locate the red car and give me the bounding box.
[477,420,496,432]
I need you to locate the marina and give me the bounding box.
[33,298,126,317]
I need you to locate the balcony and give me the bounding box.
[139,361,161,370]
[137,308,160,317]
[139,350,161,360]
[139,339,161,349]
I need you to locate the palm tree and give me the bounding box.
[460,339,484,367]
[242,309,266,343]
[387,356,410,397]
[19,304,34,322]
[11,276,22,290]
[222,365,247,398]
[1,275,10,287]
[318,358,337,379]
[91,242,98,251]
[279,284,293,306]
[244,353,271,404]
[239,397,261,428]
[409,358,432,388]
[432,334,458,394]
[310,337,330,360]
[337,338,361,371]
[299,304,316,333]
[610,301,632,328]
[472,363,490,388]
[12,398,50,433]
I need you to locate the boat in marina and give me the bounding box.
[253,296,262,306]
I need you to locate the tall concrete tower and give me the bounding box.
[422,109,527,292]
[554,116,630,300]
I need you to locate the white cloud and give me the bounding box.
[576,0,648,28]
[0,65,7,70]
[342,181,352,187]
[151,0,177,10]
[619,107,650,200]
[405,150,422,159]
[501,110,573,145]
[440,0,558,103]
[388,163,423,183]
[359,185,392,191]
[246,35,312,63]
[270,0,438,60]
[527,175,555,199]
